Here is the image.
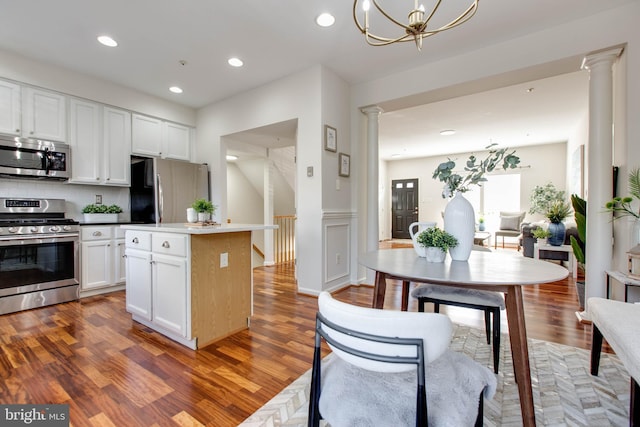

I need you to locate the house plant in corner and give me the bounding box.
[433,143,520,261]
[545,200,572,246]
[82,204,123,223]
[191,198,216,222]
[570,193,586,309]
[415,226,458,262]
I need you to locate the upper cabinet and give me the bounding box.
[132,113,163,157]
[68,98,131,186]
[132,113,192,161]
[23,87,67,141]
[0,80,21,135]
[0,80,67,142]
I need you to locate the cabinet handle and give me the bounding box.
[93,231,102,236]
[162,241,170,248]
[15,128,19,133]
[107,177,110,181]
[132,237,139,243]
[96,177,100,180]
[150,260,155,265]
[122,254,127,258]
[29,130,34,135]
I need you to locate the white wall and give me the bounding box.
[352,2,640,284]
[197,66,353,295]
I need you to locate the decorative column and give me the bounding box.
[578,47,623,322]
[263,158,275,266]
[361,106,384,255]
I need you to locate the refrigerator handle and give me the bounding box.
[157,173,164,223]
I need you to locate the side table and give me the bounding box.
[605,270,640,301]
[533,243,577,278]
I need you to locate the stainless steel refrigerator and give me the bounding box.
[130,156,210,224]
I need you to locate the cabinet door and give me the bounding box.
[69,98,101,183]
[103,107,131,186]
[164,122,191,161]
[0,80,21,136]
[114,239,126,284]
[81,240,112,290]
[152,253,187,336]
[23,87,66,141]
[125,248,152,320]
[132,113,163,157]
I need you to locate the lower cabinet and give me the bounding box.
[125,231,190,345]
[80,225,126,296]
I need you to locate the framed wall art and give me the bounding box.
[324,125,337,152]
[339,153,350,177]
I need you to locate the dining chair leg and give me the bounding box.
[483,309,491,345]
[492,307,501,374]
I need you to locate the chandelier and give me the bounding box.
[352,0,479,51]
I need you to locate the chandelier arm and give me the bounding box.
[371,0,413,31]
[423,0,444,24]
[432,2,479,31]
[352,0,365,33]
[366,32,415,45]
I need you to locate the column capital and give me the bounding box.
[581,46,624,70]
[361,105,384,116]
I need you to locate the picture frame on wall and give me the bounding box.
[324,125,337,152]
[339,153,350,177]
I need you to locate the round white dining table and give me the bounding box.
[359,248,569,427]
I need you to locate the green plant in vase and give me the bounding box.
[532,227,551,241]
[545,200,572,246]
[416,226,458,262]
[191,198,217,222]
[570,193,586,309]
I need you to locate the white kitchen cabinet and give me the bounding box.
[80,226,127,296]
[69,100,131,186]
[132,113,193,161]
[69,98,101,183]
[22,87,66,141]
[125,230,189,341]
[132,113,163,157]
[103,107,131,185]
[164,122,191,161]
[0,79,21,135]
[114,227,127,284]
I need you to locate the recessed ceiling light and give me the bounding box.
[440,129,456,136]
[228,57,243,67]
[526,87,534,93]
[169,86,183,94]
[97,35,118,47]
[226,155,239,161]
[316,13,335,27]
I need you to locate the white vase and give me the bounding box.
[197,212,210,222]
[409,221,437,257]
[425,247,446,262]
[187,208,198,223]
[443,192,475,261]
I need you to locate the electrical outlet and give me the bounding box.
[95,195,102,204]
[220,252,228,268]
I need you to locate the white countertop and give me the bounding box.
[121,223,277,235]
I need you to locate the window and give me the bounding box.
[483,174,521,214]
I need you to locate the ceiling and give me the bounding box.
[0,0,631,160]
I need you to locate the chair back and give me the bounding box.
[317,292,452,373]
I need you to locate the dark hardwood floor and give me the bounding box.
[0,243,599,426]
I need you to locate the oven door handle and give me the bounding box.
[0,233,79,246]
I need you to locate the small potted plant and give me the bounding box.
[532,227,551,246]
[478,216,486,231]
[545,200,572,246]
[81,203,123,223]
[416,226,458,262]
[191,198,216,222]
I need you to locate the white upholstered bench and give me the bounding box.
[589,297,640,425]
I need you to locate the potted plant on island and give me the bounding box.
[191,198,217,222]
[82,204,123,223]
[532,227,551,246]
[415,226,458,262]
[545,200,572,246]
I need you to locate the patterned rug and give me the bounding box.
[239,325,630,427]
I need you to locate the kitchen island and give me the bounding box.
[121,223,276,349]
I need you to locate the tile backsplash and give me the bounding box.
[0,178,130,221]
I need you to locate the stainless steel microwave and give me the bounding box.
[0,134,70,180]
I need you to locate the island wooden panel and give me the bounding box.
[190,231,252,347]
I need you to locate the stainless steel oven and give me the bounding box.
[0,198,79,315]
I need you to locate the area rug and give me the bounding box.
[239,325,630,427]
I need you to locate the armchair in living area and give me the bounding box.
[494,211,527,249]
[309,291,496,427]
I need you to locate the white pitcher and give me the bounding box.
[409,221,437,257]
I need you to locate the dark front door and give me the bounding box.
[391,179,419,239]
